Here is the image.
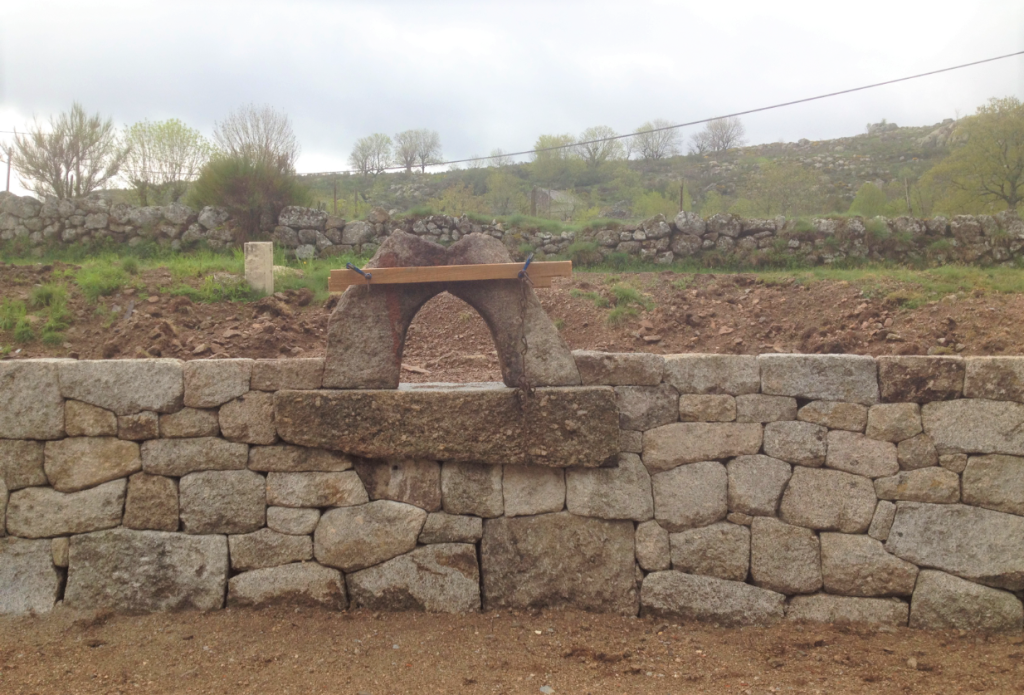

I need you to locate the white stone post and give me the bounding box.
[244,242,274,295]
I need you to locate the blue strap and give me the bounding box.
[346,262,372,281]
[518,254,534,280]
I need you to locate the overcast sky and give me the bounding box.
[1,0,1022,195]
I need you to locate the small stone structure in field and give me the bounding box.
[2,348,1024,630]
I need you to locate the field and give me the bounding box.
[2,249,1024,373]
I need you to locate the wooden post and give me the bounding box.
[244,242,274,295]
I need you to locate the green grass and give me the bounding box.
[0,299,26,331]
[610,283,655,311]
[30,283,67,309]
[13,317,34,343]
[607,306,638,325]
[75,264,130,301]
[167,276,263,304]
[569,289,610,308]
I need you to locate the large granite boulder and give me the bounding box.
[662,355,759,395]
[642,423,762,471]
[922,399,1024,455]
[820,533,918,597]
[669,522,750,582]
[43,437,141,493]
[314,500,426,572]
[573,351,665,386]
[65,529,228,611]
[481,512,637,614]
[641,571,785,626]
[347,543,480,613]
[6,480,126,538]
[651,461,728,532]
[779,468,876,534]
[750,517,822,595]
[910,570,1023,631]
[178,470,266,534]
[227,563,346,609]
[565,453,653,521]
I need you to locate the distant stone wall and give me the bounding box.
[2,354,1023,630]
[3,191,1022,267]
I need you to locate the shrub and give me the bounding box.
[121,257,140,275]
[0,299,27,331]
[30,283,67,309]
[865,218,891,243]
[13,317,34,343]
[565,241,603,267]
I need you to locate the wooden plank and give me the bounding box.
[328,261,571,292]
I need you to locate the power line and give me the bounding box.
[299,48,1024,176]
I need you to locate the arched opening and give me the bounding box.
[402,291,504,383]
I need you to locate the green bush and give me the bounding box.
[13,317,34,343]
[41,330,65,346]
[187,154,310,243]
[865,218,891,243]
[122,257,140,275]
[565,241,603,267]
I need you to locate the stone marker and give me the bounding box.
[65,529,227,611]
[670,522,750,582]
[44,437,141,493]
[0,538,63,615]
[786,595,909,626]
[347,543,481,613]
[314,500,426,572]
[6,480,126,538]
[910,570,1023,631]
[58,359,183,416]
[482,512,637,615]
[244,241,274,295]
[275,386,619,468]
[228,562,346,610]
[641,571,785,626]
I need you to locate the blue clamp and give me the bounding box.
[346,262,372,281]
[518,254,534,280]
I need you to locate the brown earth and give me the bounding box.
[0,607,1021,695]
[2,263,1024,383]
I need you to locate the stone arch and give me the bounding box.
[323,231,581,389]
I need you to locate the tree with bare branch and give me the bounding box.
[632,120,680,160]
[697,117,747,153]
[122,119,215,205]
[213,104,299,172]
[349,134,393,176]
[575,125,625,167]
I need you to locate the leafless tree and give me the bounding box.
[121,119,215,205]
[413,129,442,172]
[703,117,747,152]
[632,120,680,160]
[687,129,712,155]
[575,125,625,167]
[349,133,393,176]
[13,103,127,199]
[489,148,514,167]
[213,104,300,172]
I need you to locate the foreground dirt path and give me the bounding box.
[1,607,1021,694]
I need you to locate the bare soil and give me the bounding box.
[3,263,1023,383]
[1,607,1021,695]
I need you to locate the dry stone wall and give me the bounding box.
[3,191,1023,267]
[2,354,1024,630]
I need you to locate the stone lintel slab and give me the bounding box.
[274,385,619,468]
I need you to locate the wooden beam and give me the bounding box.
[328,261,572,292]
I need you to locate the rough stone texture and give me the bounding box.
[248,445,352,472]
[58,359,183,416]
[118,411,159,441]
[267,507,320,535]
[183,359,252,408]
[866,403,922,442]
[573,351,664,386]
[347,543,480,613]
[6,480,126,538]
[670,522,750,582]
[0,478,5,537]
[219,392,276,445]
[65,529,227,611]
[324,233,581,390]
[64,400,117,437]
[962,455,1024,515]
[353,458,441,511]
[874,468,960,504]
[826,430,899,478]
[877,356,964,403]
[820,533,918,597]
[566,453,653,521]
[159,408,219,438]
[0,538,63,615]
[787,595,909,626]
[641,572,785,626]
[759,354,879,405]
[0,360,66,439]
[123,473,179,531]
[43,437,140,493]
[0,440,47,490]
[502,466,565,517]
[419,512,483,544]
[922,399,1024,455]
[642,423,762,472]
[797,401,868,432]
[635,520,670,572]
[663,354,759,395]
[779,468,877,534]
[227,563,346,609]
[141,437,248,476]
[678,394,736,422]
[750,517,822,595]
[651,461,727,532]
[736,394,797,423]
[314,501,426,573]
[250,358,324,391]
[910,570,1023,631]
[868,500,897,542]
[619,429,643,453]
[51,537,68,568]
[266,471,369,508]
[897,434,939,470]
[275,386,619,468]
[727,455,792,516]
[614,384,678,431]
[228,528,313,571]
[481,513,637,615]
[441,462,503,518]
[886,502,1024,591]
[179,470,266,535]
[763,422,828,467]
[963,356,1024,402]
[939,453,969,473]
